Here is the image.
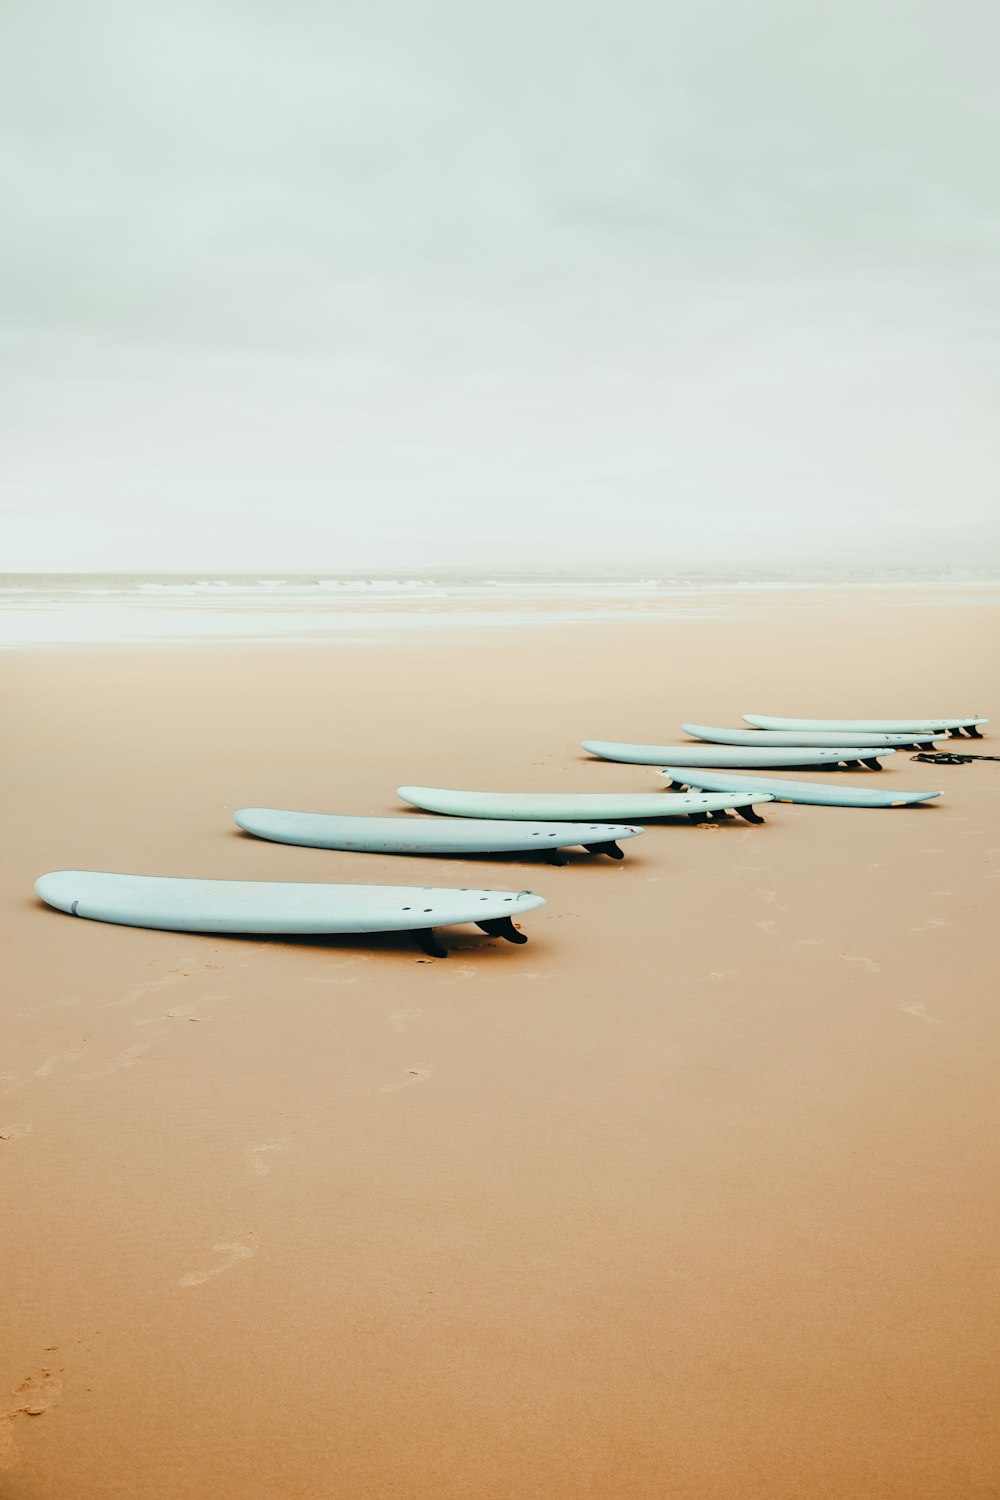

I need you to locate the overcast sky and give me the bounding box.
[2,0,999,572]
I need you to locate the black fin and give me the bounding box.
[948,727,963,738]
[967,725,982,737]
[414,928,448,958]
[476,916,528,944]
[737,805,765,824]
[584,840,624,859]
[541,849,567,865]
[862,758,883,771]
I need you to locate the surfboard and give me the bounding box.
[397,785,774,823]
[581,740,895,770]
[745,714,987,737]
[682,723,940,749]
[235,808,644,861]
[34,870,546,957]
[662,769,941,809]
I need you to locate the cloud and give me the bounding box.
[2,0,999,569]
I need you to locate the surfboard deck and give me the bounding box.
[581,740,894,770]
[397,785,773,823]
[235,808,644,861]
[682,723,940,749]
[745,714,987,738]
[35,870,546,957]
[662,769,941,809]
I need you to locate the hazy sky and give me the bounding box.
[2,0,999,572]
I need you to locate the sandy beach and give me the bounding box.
[3,585,999,1498]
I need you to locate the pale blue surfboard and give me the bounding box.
[397,785,774,822]
[682,723,940,749]
[662,768,941,808]
[35,870,545,956]
[582,740,895,770]
[745,713,987,736]
[236,808,644,860]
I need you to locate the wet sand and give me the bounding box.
[3,588,999,1498]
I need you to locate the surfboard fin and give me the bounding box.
[414,928,448,958]
[476,916,528,944]
[966,725,982,737]
[736,806,765,824]
[862,758,883,771]
[542,849,568,865]
[584,840,625,859]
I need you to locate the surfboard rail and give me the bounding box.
[682,723,941,750]
[662,769,941,809]
[581,740,894,770]
[397,785,774,824]
[34,870,546,958]
[744,714,987,738]
[234,808,645,862]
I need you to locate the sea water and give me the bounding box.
[0,571,996,647]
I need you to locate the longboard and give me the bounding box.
[582,740,895,770]
[745,713,987,738]
[35,870,545,957]
[662,768,941,809]
[397,785,773,823]
[682,723,940,749]
[235,808,643,861]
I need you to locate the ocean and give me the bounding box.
[1,571,997,647]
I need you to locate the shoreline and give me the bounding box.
[1,579,998,651]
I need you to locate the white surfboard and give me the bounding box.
[35,870,546,957]
[397,785,774,823]
[662,769,941,809]
[235,808,644,860]
[582,740,895,770]
[682,723,940,749]
[745,713,987,736]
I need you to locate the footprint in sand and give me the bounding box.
[899,1001,943,1025]
[305,959,370,987]
[841,953,881,973]
[179,1238,256,1288]
[103,972,186,1012]
[79,1033,167,1080]
[755,919,777,934]
[16,995,81,1020]
[0,1368,63,1470]
[247,1137,290,1177]
[436,965,478,989]
[0,1122,33,1142]
[911,917,948,933]
[134,1001,207,1028]
[796,938,826,946]
[33,1045,88,1078]
[756,888,787,913]
[379,1069,431,1094]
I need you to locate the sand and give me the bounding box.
[3,587,999,1498]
